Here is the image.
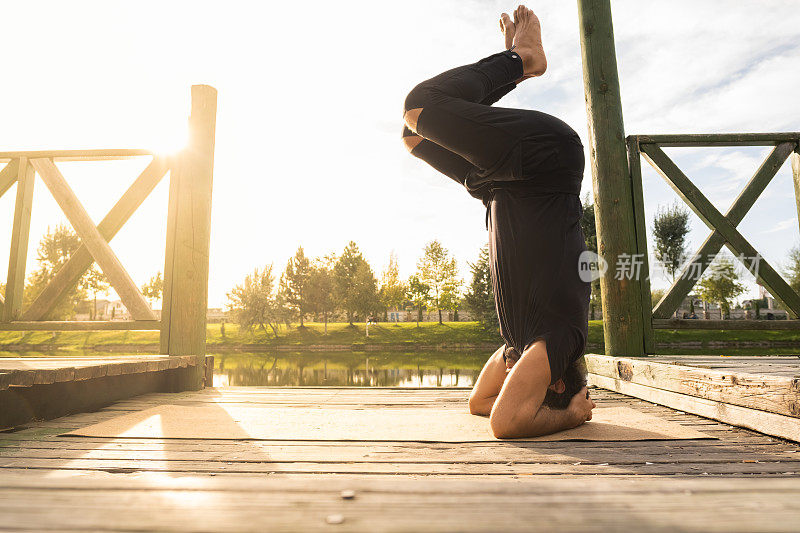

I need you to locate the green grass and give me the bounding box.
[0,320,799,354]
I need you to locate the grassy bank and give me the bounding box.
[0,320,799,353]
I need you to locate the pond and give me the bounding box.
[212,351,489,387]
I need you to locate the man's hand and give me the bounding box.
[566,386,596,428]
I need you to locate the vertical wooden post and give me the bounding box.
[4,158,35,321]
[792,151,800,238]
[627,139,655,353]
[577,0,645,356]
[160,85,217,358]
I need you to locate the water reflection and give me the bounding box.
[212,351,487,388]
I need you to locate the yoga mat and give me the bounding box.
[64,405,714,442]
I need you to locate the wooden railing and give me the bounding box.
[0,85,216,357]
[626,133,800,352]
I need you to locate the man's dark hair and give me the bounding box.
[542,357,587,409]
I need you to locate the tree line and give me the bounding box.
[6,197,800,327]
[226,240,476,335]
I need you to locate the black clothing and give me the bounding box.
[403,50,590,384]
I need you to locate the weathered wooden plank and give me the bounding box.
[627,137,654,352]
[0,355,200,389]
[3,456,800,475]
[793,152,800,237]
[0,149,153,161]
[653,318,800,330]
[4,471,800,492]
[1,485,799,533]
[653,142,795,319]
[631,133,800,146]
[23,157,169,321]
[577,0,644,357]
[4,445,797,465]
[0,159,19,199]
[30,158,156,321]
[586,354,800,418]
[161,85,216,356]
[641,143,800,318]
[0,320,160,331]
[3,158,35,321]
[590,373,800,442]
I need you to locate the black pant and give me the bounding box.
[403,50,591,384]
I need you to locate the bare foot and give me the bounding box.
[499,12,515,50]
[512,5,547,79]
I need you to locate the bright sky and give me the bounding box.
[0,0,799,309]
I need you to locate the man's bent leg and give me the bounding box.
[402,126,477,188]
[403,50,526,172]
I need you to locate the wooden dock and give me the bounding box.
[0,355,212,428]
[2,384,800,531]
[586,354,800,442]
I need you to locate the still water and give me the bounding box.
[212,351,489,388]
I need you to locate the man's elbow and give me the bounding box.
[468,394,494,416]
[489,411,516,439]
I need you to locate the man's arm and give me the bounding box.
[468,345,508,416]
[489,340,595,439]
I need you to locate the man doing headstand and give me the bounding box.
[402,6,595,438]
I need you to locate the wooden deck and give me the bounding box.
[2,386,800,532]
[586,354,800,442]
[0,355,212,428]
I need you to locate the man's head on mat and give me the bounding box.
[542,359,588,409]
[504,346,588,409]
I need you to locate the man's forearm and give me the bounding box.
[527,404,578,437]
[500,403,577,439]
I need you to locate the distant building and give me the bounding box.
[75,299,114,320]
[741,285,789,320]
[207,308,227,323]
[387,310,408,323]
[669,283,789,320]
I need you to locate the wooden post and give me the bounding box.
[160,85,217,357]
[4,158,35,321]
[792,151,800,238]
[626,139,655,353]
[577,0,645,356]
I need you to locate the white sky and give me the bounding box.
[0,0,798,309]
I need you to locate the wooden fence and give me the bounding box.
[578,0,800,355]
[0,85,216,357]
[629,134,800,353]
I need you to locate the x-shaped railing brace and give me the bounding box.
[16,158,169,321]
[639,141,800,319]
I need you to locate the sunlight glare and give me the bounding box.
[151,124,188,157]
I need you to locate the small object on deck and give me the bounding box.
[326,514,345,525]
[340,490,356,500]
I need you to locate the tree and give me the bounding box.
[695,255,745,319]
[417,240,459,324]
[406,275,430,327]
[379,251,407,322]
[24,224,88,320]
[581,193,602,320]
[333,241,378,325]
[141,272,163,308]
[785,246,800,295]
[84,265,109,320]
[650,288,665,308]
[463,244,497,330]
[279,246,312,327]
[652,202,691,282]
[226,265,284,337]
[307,254,336,334]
